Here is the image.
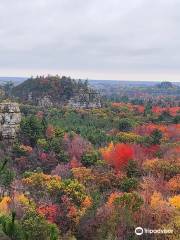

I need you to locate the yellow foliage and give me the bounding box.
[0,196,11,215]
[143,159,159,172]
[23,172,61,190]
[169,195,180,210]
[14,193,30,206]
[150,192,167,209]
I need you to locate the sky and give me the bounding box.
[0,0,180,81]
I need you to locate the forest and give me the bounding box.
[0,77,179,240]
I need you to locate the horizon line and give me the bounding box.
[0,76,180,83]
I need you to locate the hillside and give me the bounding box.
[12,76,101,108]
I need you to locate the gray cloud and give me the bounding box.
[0,0,180,80]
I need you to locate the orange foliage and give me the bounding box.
[81,196,92,208]
[67,206,78,218]
[0,196,11,214]
[70,156,82,168]
[20,144,33,154]
[168,195,180,209]
[135,123,180,141]
[72,167,94,185]
[111,102,145,114]
[152,106,180,116]
[167,175,180,192]
[107,192,122,206]
[46,124,55,139]
[37,204,58,223]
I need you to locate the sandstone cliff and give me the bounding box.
[0,102,21,139]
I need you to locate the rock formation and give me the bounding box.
[68,89,102,109]
[0,102,21,139]
[12,76,102,109]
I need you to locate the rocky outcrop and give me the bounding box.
[68,89,102,109]
[37,96,54,108]
[0,102,21,139]
[12,76,102,109]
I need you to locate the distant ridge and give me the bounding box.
[0,77,27,85]
[89,80,180,88]
[0,77,180,87]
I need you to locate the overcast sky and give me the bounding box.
[0,0,180,81]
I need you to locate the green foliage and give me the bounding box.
[20,115,44,145]
[0,159,15,189]
[144,102,152,116]
[12,76,90,104]
[81,151,99,167]
[158,111,173,122]
[49,224,60,240]
[37,138,48,149]
[118,119,133,132]
[120,177,139,192]
[116,132,147,144]
[0,212,24,240]
[12,142,27,157]
[125,160,141,178]
[20,104,41,116]
[62,179,87,206]
[173,115,180,123]
[49,137,68,162]
[150,129,163,144]
[114,192,143,212]
[22,210,59,240]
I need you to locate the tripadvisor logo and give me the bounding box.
[135,227,173,236]
[135,227,143,236]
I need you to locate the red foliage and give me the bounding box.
[39,152,48,161]
[133,144,160,163]
[135,123,180,141]
[37,204,58,223]
[143,145,160,158]
[152,106,180,116]
[101,143,134,170]
[111,102,145,114]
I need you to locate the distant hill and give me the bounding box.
[89,80,180,89]
[156,81,174,89]
[12,75,101,108]
[0,77,27,86]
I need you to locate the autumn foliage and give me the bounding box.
[100,143,134,170]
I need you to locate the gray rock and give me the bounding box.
[0,102,21,139]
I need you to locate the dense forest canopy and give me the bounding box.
[0,77,179,240]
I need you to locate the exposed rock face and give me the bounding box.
[37,96,54,108]
[0,102,21,139]
[12,76,102,109]
[68,89,102,109]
